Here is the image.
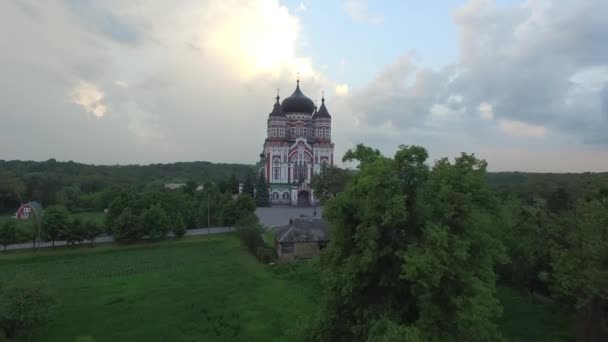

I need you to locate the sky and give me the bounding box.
[1,0,608,172]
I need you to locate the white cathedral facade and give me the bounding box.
[259,80,334,206]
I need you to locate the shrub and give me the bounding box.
[255,245,276,263]
[236,224,264,254]
[0,279,56,341]
[173,214,187,238]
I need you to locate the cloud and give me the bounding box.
[498,119,547,137]
[295,2,307,13]
[342,0,383,24]
[0,0,341,164]
[335,84,349,96]
[478,102,494,120]
[70,82,107,118]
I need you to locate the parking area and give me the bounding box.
[255,206,324,228]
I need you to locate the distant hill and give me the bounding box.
[0,159,255,213]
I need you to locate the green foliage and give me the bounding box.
[42,205,71,246]
[0,169,24,213]
[236,223,264,255]
[173,213,187,238]
[311,165,352,203]
[242,173,255,198]
[140,204,170,239]
[0,279,56,341]
[0,220,17,250]
[183,180,198,196]
[255,174,270,207]
[550,198,608,340]
[82,220,103,245]
[64,218,85,245]
[308,145,506,341]
[113,208,142,242]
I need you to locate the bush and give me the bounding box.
[236,224,264,254]
[0,279,56,341]
[255,245,276,263]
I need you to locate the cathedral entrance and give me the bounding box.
[297,190,310,206]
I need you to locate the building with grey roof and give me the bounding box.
[272,216,329,261]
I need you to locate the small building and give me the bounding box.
[273,216,329,261]
[14,201,44,220]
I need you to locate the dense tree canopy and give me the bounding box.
[307,145,506,341]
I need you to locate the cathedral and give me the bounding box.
[259,80,334,206]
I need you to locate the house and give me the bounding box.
[164,183,186,190]
[272,216,329,261]
[14,201,44,220]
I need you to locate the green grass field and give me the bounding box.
[0,234,572,341]
[0,235,318,342]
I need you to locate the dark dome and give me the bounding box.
[269,95,284,117]
[281,81,315,114]
[313,97,331,119]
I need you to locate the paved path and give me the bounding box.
[3,227,233,251]
[255,206,323,229]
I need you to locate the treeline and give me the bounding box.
[0,179,265,248]
[305,144,608,342]
[0,159,255,213]
[105,184,256,242]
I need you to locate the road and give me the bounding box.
[3,227,233,251]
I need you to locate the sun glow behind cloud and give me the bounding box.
[200,0,314,80]
[69,82,107,118]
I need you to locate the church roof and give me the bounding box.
[313,97,331,119]
[281,80,315,114]
[269,95,285,117]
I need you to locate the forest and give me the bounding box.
[0,159,255,214]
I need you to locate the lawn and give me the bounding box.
[0,235,318,342]
[0,234,573,342]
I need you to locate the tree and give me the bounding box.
[227,174,240,194]
[550,199,608,342]
[223,194,256,229]
[83,220,102,246]
[242,173,255,198]
[311,165,352,203]
[255,174,269,207]
[0,280,56,342]
[173,213,187,238]
[113,207,142,242]
[183,180,198,196]
[41,205,70,247]
[140,204,170,239]
[0,220,17,251]
[63,218,85,245]
[0,170,24,213]
[307,145,506,341]
[105,189,138,234]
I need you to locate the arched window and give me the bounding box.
[303,128,307,136]
[324,128,329,138]
[297,127,302,136]
[273,192,279,200]
[282,192,290,200]
[272,127,277,136]
[291,127,295,136]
